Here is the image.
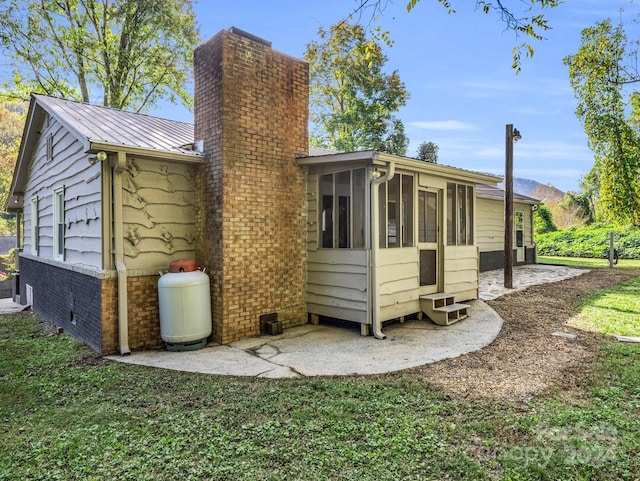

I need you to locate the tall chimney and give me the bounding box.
[194,28,309,343]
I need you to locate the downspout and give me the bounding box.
[113,152,130,355]
[370,161,395,340]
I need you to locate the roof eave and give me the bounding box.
[298,149,502,185]
[89,142,203,164]
[5,96,42,212]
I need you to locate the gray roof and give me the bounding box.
[476,184,540,204]
[33,94,199,157]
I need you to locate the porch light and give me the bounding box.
[512,128,522,142]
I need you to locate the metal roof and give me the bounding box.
[476,184,541,203]
[33,94,199,157]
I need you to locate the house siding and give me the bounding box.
[378,248,420,320]
[443,245,479,301]
[23,115,102,268]
[477,197,537,271]
[122,158,197,271]
[307,249,368,324]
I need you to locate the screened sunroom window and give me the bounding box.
[379,174,413,248]
[446,183,474,246]
[320,169,366,248]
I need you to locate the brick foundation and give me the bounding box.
[19,256,103,352]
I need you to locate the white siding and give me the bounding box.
[122,158,197,270]
[23,115,103,268]
[307,249,368,323]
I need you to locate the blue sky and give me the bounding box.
[154,0,640,192]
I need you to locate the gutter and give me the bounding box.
[369,160,395,340]
[113,152,131,355]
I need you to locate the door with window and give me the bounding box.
[418,189,442,293]
[515,210,525,262]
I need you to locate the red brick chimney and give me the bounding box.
[194,28,309,343]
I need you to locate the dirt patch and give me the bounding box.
[408,268,640,401]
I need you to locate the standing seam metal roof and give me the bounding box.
[34,94,199,156]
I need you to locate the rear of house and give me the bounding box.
[7,27,508,354]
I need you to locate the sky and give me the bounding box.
[151,0,640,193]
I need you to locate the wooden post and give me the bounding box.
[504,124,514,288]
[609,231,614,268]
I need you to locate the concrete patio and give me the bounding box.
[106,264,587,378]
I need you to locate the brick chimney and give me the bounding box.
[194,28,309,343]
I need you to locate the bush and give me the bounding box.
[536,225,640,259]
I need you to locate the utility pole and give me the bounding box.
[504,124,521,288]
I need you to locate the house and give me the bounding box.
[475,184,541,271]
[7,27,508,355]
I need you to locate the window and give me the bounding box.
[320,169,366,249]
[379,174,413,248]
[30,196,38,255]
[53,187,65,260]
[446,183,474,246]
[418,190,438,244]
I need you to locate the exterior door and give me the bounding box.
[418,189,441,293]
[515,210,525,262]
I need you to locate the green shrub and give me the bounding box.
[536,225,640,259]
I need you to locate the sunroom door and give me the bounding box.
[418,189,442,294]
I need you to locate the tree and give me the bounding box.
[350,0,561,73]
[0,101,27,235]
[416,141,438,163]
[0,0,199,112]
[304,23,410,156]
[564,20,640,226]
[533,205,556,235]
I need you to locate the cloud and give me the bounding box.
[408,120,478,131]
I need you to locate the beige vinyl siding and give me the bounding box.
[443,245,478,301]
[23,115,103,268]
[307,249,368,323]
[476,197,503,252]
[476,197,535,252]
[122,158,196,270]
[377,248,420,321]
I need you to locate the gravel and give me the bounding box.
[406,268,640,401]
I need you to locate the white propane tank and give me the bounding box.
[158,259,212,351]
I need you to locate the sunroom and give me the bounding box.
[297,150,502,338]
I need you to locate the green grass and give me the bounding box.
[539,255,640,269]
[1,293,640,480]
[567,277,640,337]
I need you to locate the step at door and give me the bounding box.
[420,293,470,326]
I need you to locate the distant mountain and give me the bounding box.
[530,183,565,204]
[498,177,565,199]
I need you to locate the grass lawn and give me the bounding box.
[568,277,640,337]
[1,280,640,480]
[539,255,640,269]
